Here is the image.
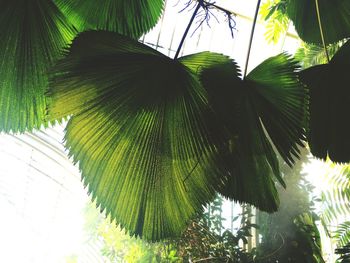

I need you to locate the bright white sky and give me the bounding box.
[0,1,335,262]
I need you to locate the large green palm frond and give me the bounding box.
[299,41,350,163]
[218,98,281,211]
[55,0,165,38]
[181,53,307,212]
[181,52,279,211]
[48,31,229,241]
[0,0,76,132]
[286,0,350,44]
[246,53,306,167]
[178,52,242,140]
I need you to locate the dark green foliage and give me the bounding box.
[246,54,306,167]
[286,0,350,44]
[336,243,350,263]
[0,0,76,132]
[175,204,257,263]
[56,0,165,38]
[299,41,350,163]
[182,52,307,212]
[182,52,280,212]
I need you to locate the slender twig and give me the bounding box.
[243,0,262,78]
[179,0,196,13]
[174,1,202,59]
[201,0,236,16]
[182,160,200,191]
[190,4,220,37]
[199,0,237,37]
[315,0,330,63]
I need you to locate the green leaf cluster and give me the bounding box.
[260,0,289,44]
[174,209,257,263]
[265,0,350,45]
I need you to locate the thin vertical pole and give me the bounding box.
[315,0,330,62]
[174,1,202,59]
[243,0,262,78]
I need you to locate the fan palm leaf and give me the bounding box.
[0,0,76,132]
[299,41,350,163]
[55,0,165,38]
[181,52,307,212]
[181,52,279,211]
[48,30,229,241]
[286,0,350,44]
[246,54,306,167]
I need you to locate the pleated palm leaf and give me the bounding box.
[48,30,229,241]
[182,52,307,211]
[0,0,76,132]
[48,31,307,240]
[299,41,350,163]
[286,0,350,44]
[55,0,165,38]
[181,53,279,211]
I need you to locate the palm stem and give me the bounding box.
[174,1,202,59]
[315,0,330,62]
[243,0,262,78]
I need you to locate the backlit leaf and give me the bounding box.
[0,0,75,132]
[56,0,165,38]
[286,0,350,44]
[48,31,226,241]
[247,53,306,167]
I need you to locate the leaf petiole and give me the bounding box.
[174,0,203,59]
